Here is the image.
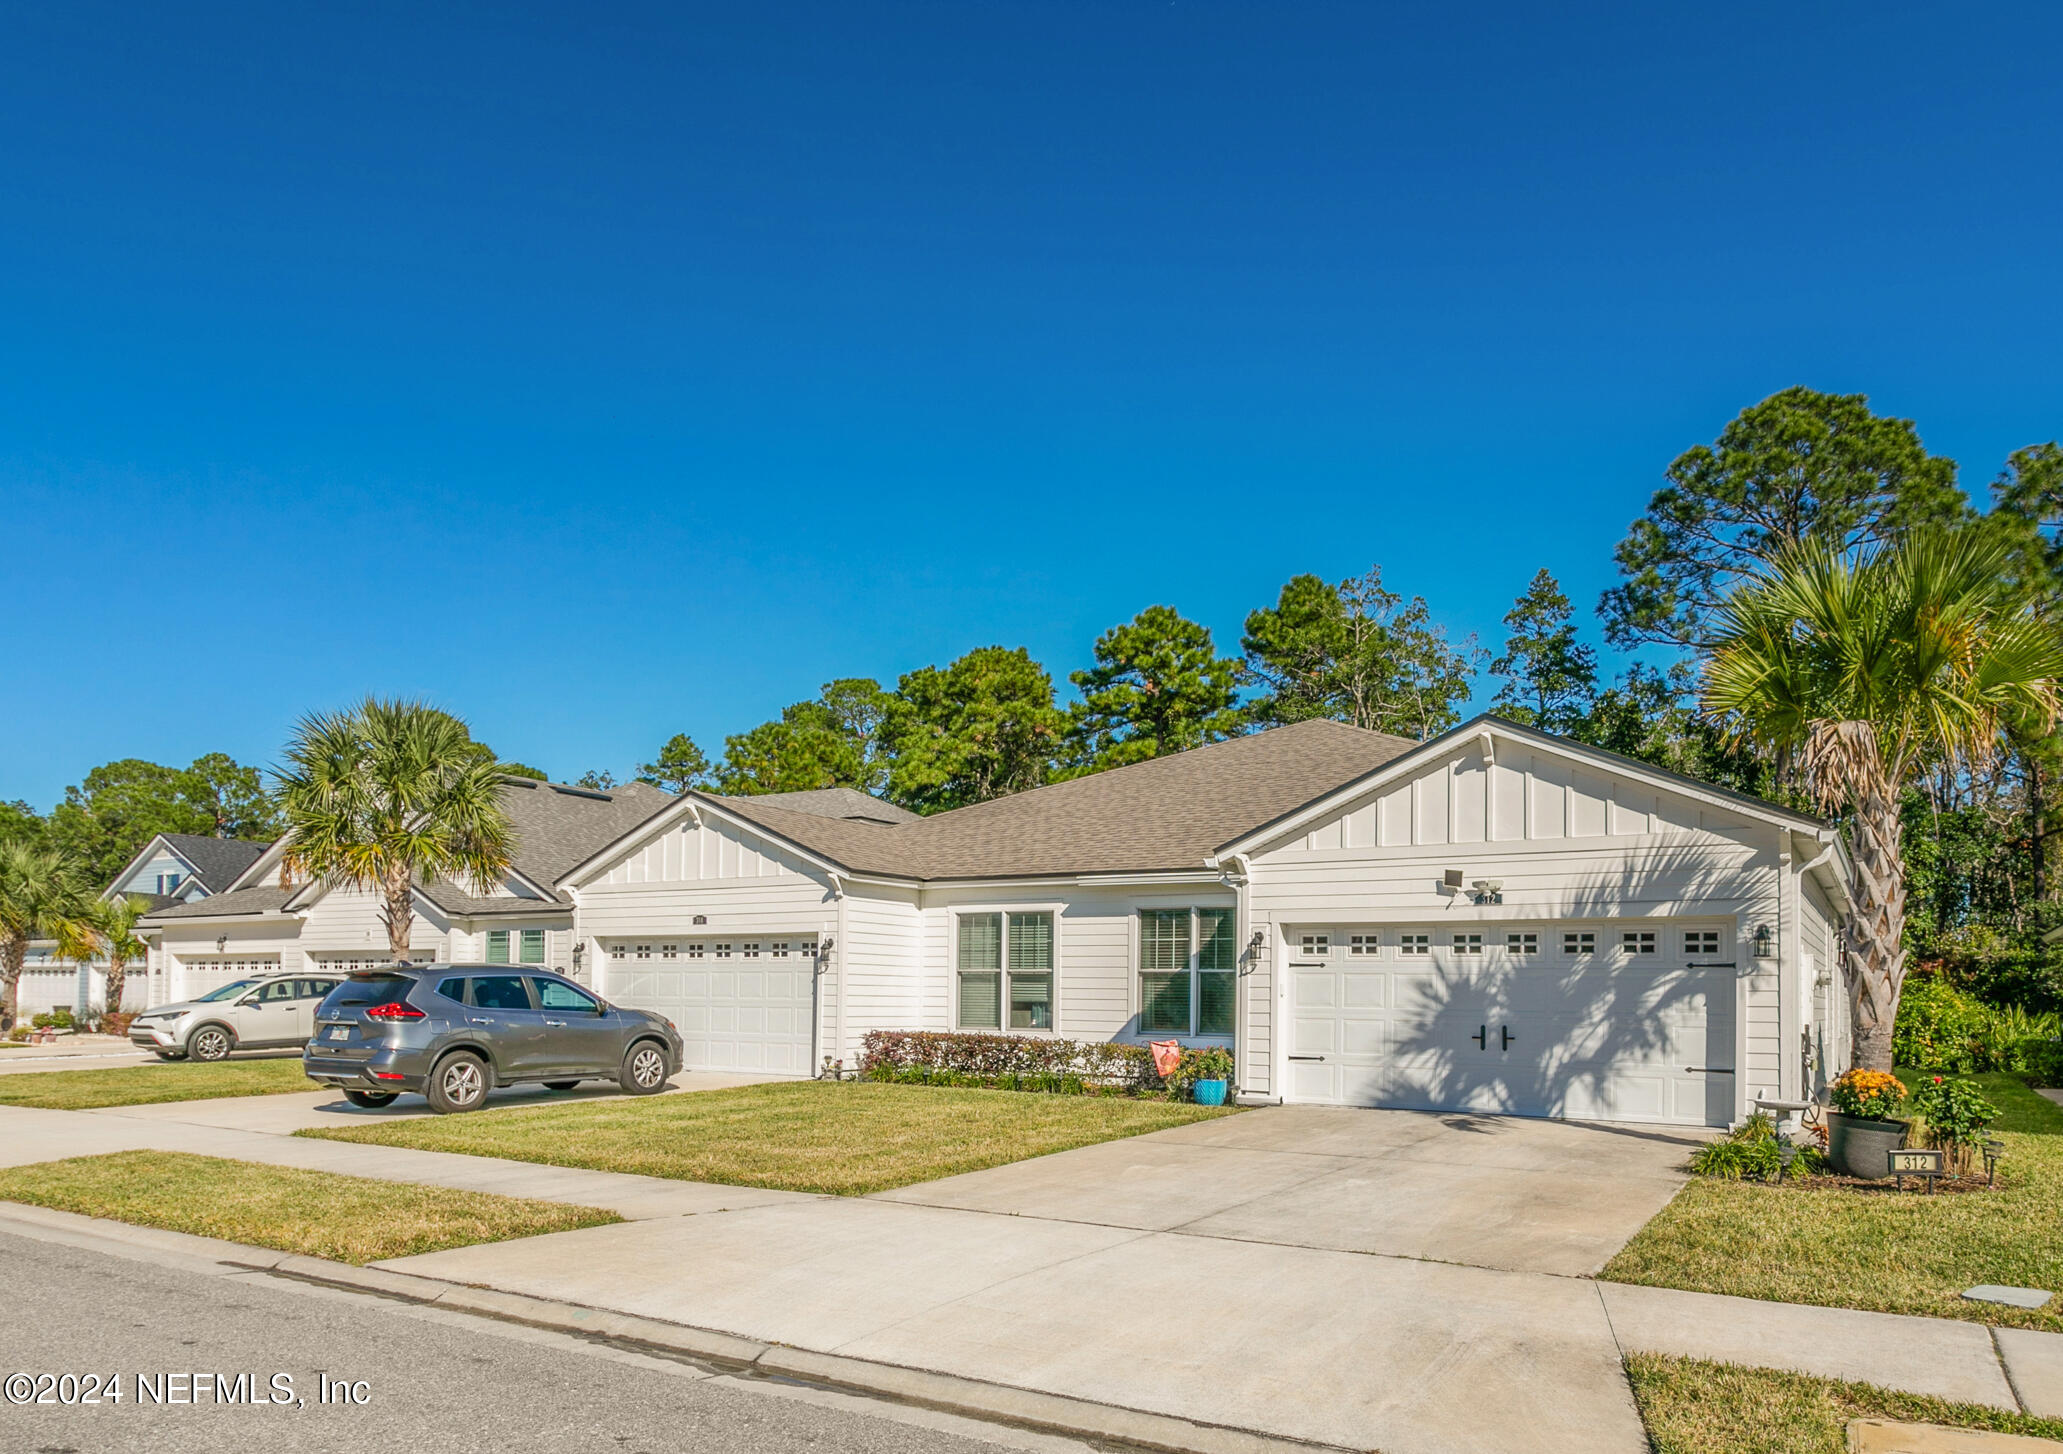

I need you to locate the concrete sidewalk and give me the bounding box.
[4,1092,2061,1453]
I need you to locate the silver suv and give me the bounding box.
[129,973,343,1061]
[302,965,685,1113]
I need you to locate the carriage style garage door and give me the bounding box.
[1284,922,1736,1126]
[174,955,282,1001]
[603,937,817,1077]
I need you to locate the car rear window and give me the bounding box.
[324,974,415,1007]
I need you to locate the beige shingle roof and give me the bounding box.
[709,719,1418,881]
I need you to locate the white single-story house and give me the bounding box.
[139,715,1853,1128]
[17,831,270,1018]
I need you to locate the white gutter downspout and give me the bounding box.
[1220,852,1263,1103]
[829,871,848,1078]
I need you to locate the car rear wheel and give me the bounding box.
[543,1080,582,1091]
[618,1041,669,1096]
[426,1052,489,1114]
[342,1089,399,1108]
[188,1026,234,1062]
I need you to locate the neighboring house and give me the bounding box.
[557,715,1852,1128]
[135,717,1852,1129]
[16,832,270,1018]
[136,780,676,1006]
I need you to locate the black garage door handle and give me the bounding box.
[1287,1055,1326,1062]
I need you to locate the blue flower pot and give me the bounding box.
[1193,1078,1228,1107]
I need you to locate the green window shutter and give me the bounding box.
[957,913,1001,971]
[485,930,510,964]
[518,929,545,964]
[958,972,1002,1029]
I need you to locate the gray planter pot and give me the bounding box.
[1827,1111,1909,1179]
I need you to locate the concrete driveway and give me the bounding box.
[875,1104,1708,1275]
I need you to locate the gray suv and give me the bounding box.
[303,965,684,1113]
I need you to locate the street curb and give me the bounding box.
[0,1203,1343,1454]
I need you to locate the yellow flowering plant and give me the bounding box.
[1828,1068,1907,1121]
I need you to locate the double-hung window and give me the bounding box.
[1139,908,1237,1037]
[956,911,1056,1031]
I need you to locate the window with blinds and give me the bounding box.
[1139,907,1236,1037]
[955,911,1056,1031]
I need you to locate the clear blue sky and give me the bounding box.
[6,2,2059,807]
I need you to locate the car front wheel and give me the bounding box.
[618,1041,669,1096]
[188,1026,234,1062]
[427,1052,489,1114]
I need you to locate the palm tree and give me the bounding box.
[92,893,150,1021]
[0,839,101,1031]
[275,698,515,959]
[1703,529,2063,1070]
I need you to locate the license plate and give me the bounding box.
[326,1025,351,1042]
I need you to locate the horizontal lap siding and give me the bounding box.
[915,885,1233,1043]
[839,887,921,1062]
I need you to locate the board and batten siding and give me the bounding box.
[912,883,1236,1045]
[1243,742,1783,1115]
[574,813,840,1046]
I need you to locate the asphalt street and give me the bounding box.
[0,1228,1102,1454]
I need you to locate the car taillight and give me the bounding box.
[364,1002,425,1021]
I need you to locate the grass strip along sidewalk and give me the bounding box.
[0,1150,620,1263]
[0,1057,312,1110]
[303,1079,1238,1195]
[1604,1071,2063,1332]
[1627,1354,2063,1453]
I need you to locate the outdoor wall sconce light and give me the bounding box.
[1247,930,1266,956]
[570,941,584,970]
[215,935,227,953]
[1752,923,1774,958]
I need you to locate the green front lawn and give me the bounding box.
[0,1151,620,1264]
[1627,1354,2063,1453]
[300,1080,1237,1195]
[1604,1072,2063,1331]
[0,1057,313,1110]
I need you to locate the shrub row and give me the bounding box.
[859,1030,1165,1091]
[1894,976,2063,1077]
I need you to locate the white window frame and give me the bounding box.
[1348,933,1380,956]
[1136,905,1238,1040]
[1400,933,1430,956]
[951,904,1064,1034]
[1563,930,1596,956]
[1622,930,1657,955]
[1452,933,1483,956]
[1685,930,1720,957]
[1507,932,1539,955]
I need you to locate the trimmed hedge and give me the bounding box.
[859,1030,1164,1093]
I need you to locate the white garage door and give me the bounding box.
[1284,922,1736,1127]
[175,955,282,1001]
[603,937,817,1076]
